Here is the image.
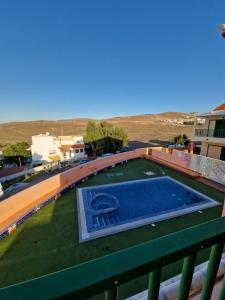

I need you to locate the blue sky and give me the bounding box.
[0,0,225,122]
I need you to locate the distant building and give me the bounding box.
[163,117,195,125]
[31,133,85,163]
[192,103,225,160]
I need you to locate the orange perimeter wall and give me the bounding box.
[0,148,147,235]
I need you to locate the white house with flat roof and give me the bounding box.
[31,133,85,163]
[192,103,225,160]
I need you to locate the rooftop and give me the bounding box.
[0,158,223,297]
[213,103,225,111]
[32,133,83,139]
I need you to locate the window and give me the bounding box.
[80,148,84,153]
[75,149,79,153]
[214,120,225,137]
[220,147,225,161]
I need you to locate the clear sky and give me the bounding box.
[0,0,225,122]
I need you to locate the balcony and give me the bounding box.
[195,128,225,138]
[1,217,225,300]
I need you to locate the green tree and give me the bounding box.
[84,121,128,156]
[171,134,190,146]
[83,122,101,156]
[3,142,31,166]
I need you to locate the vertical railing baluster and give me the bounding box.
[200,242,224,300]
[105,283,118,300]
[177,253,197,300]
[218,273,225,300]
[147,268,162,300]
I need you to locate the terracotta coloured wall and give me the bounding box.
[0,149,147,234]
[0,175,61,232]
[60,148,147,190]
[151,147,191,169]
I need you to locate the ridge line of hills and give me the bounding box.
[0,112,194,145]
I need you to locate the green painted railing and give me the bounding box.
[1,218,225,300]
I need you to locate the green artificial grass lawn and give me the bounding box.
[0,158,224,298]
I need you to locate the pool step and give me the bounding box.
[93,214,120,228]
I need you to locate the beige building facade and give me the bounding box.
[192,103,225,160]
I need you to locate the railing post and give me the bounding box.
[147,268,162,300]
[177,253,197,300]
[218,273,225,300]
[105,282,118,300]
[200,242,224,300]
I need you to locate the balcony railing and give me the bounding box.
[1,217,225,300]
[195,128,225,138]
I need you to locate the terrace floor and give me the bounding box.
[0,158,224,299]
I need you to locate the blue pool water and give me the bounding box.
[77,176,219,241]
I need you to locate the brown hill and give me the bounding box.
[0,112,194,146]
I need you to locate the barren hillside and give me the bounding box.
[0,112,194,146]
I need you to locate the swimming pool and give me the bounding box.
[77,176,219,242]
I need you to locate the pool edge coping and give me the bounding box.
[76,176,221,243]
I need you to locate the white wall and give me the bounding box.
[59,136,84,145]
[73,148,85,160]
[31,134,85,162]
[31,135,59,162]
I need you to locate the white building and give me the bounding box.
[31,133,85,163]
